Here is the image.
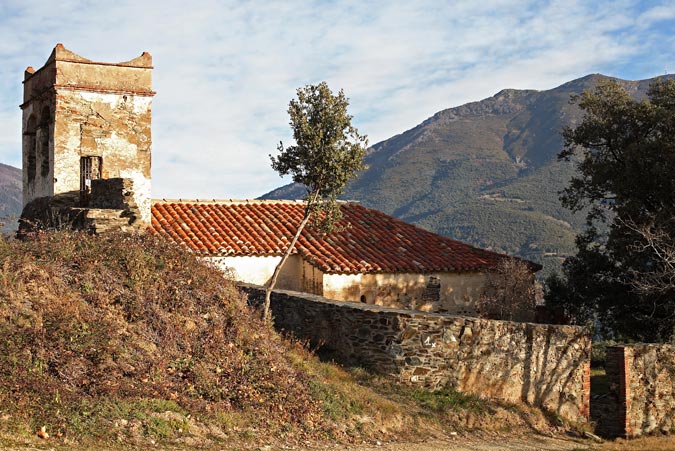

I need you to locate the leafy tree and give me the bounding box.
[264,82,368,320]
[546,78,675,341]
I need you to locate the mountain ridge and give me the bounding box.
[261,73,675,277]
[0,162,21,232]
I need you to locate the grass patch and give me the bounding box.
[286,346,402,437]
[308,379,364,420]
[590,367,609,395]
[410,387,488,413]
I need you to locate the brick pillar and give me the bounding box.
[580,359,591,419]
[620,347,633,437]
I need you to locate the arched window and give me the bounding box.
[24,115,37,183]
[38,106,50,178]
[360,295,367,303]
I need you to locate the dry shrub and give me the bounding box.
[0,230,323,440]
[476,258,537,322]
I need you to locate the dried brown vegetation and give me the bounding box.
[0,230,587,449]
[476,258,537,322]
[0,231,325,444]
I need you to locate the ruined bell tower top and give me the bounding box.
[20,44,154,225]
[22,43,154,105]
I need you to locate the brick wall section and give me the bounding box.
[581,360,591,419]
[243,285,591,421]
[606,344,675,437]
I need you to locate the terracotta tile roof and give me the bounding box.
[150,200,537,274]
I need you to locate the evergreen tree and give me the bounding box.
[546,78,675,341]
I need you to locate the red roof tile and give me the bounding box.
[150,200,537,274]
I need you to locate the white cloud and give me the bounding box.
[0,0,672,198]
[637,3,675,27]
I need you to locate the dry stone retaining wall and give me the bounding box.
[605,344,675,437]
[18,177,146,236]
[244,285,591,422]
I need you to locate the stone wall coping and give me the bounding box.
[239,283,588,332]
[608,343,675,350]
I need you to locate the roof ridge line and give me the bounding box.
[152,198,361,205]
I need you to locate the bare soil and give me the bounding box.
[308,434,586,451]
[0,435,588,451]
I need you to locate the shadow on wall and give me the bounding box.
[241,284,591,422]
[521,325,591,418]
[603,344,675,438]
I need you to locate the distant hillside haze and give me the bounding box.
[0,162,21,232]
[262,74,675,277]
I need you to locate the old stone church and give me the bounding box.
[20,44,539,316]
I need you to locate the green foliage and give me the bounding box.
[264,82,368,320]
[271,81,367,232]
[410,388,488,413]
[547,78,675,342]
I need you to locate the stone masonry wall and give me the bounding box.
[89,177,146,226]
[244,285,591,421]
[21,44,153,225]
[18,178,146,236]
[606,344,675,437]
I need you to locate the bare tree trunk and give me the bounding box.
[262,194,318,321]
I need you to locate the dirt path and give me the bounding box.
[0,435,591,451]
[301,435,588,451]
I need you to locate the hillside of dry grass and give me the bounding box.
[0,231,338,446]
[0,231,585,450]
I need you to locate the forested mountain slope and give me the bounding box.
[262,74,675,277]
[0,163,21,232]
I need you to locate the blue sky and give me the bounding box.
[0,0,673,199]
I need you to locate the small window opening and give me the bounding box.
[360,295,367,303]
[80,156,102,204]
[25,132,37,182]
[39,126,49,177]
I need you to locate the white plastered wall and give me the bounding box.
[209,254,304,290]
[209,254,490,316]
[323,271,489,314]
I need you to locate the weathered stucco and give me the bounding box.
[324,271,488,314]
[210,255,303,290]
[217,252,491,315]
[245,286,591,422]
[21,44,153,225]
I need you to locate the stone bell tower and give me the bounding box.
[20,44,154,225]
